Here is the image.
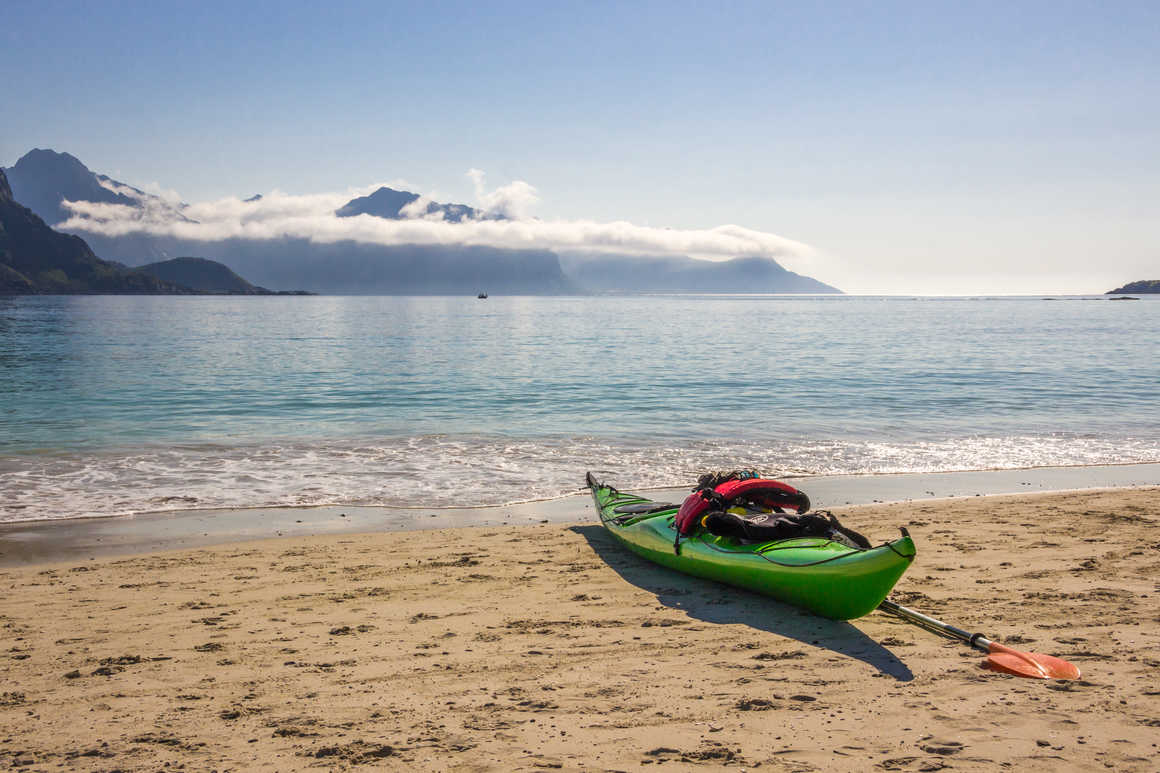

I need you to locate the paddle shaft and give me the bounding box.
[877,599,993,652]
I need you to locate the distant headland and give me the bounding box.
[136,257,313,295]
[1107,280,1160,294]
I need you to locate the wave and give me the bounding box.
[2,433,1158,523]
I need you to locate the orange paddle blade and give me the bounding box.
[984,642,1081,680]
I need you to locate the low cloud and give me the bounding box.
[398,194,436,220]
[139,181,185,206]
[468,168,539,220]
[59,172,815,265]
[95,177,145,200]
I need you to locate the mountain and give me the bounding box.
[5,148,842,295]
[136,257,310,294]
[336,186,480,223]
[5,148,573,293]
[5,148,151,226]
[4,149,181,264]
[1107,280,1160,294]
[132,239,574,294]
[558,254,842,293]
[0,168,186,294]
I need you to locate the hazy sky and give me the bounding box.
[3,0,1157,293]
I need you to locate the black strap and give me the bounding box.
[694,470,760,490]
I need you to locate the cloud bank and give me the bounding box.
[59,171,815,265]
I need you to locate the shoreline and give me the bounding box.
[1,462,1158,568]
[1,486,1156,771]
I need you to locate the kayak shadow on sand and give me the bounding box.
[569,524,914,682]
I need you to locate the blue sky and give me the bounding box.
[3,0,1157,293]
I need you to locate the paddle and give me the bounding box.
[877,598,1081,680]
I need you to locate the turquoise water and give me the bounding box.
[2,294,1158,521]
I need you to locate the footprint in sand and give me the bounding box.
[919,739,964,755]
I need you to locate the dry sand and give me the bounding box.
[2,487,1158,771]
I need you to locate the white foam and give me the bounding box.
[1,433,1156,523]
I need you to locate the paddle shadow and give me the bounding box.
[569,524,913,682]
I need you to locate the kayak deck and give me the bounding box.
[588,474,915,620]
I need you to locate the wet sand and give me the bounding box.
[2,462,1157,567]
[2,486,1158,771]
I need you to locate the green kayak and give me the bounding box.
[586,473,916,620]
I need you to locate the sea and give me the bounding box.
[1,294,1158,523]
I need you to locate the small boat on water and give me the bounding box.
[586,472,915,620]
[477,292,488,299]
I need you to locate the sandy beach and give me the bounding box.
[2,486,1158,771]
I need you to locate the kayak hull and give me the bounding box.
[587,474,915,620]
